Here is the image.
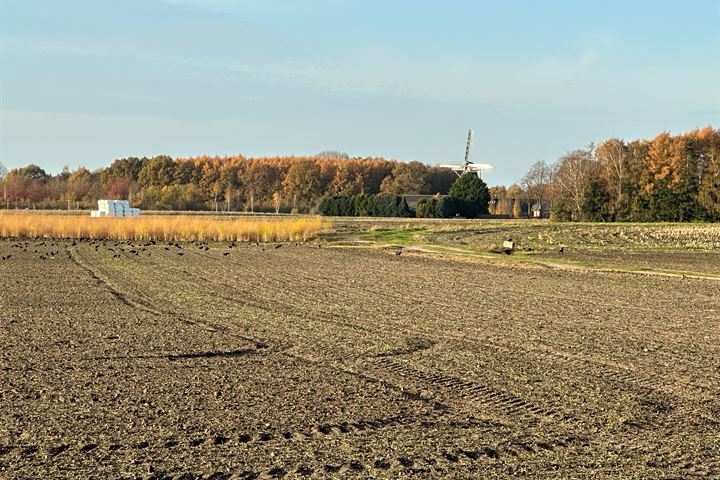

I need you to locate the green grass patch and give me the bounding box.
[361,228,428,244]
[332,220,720,280]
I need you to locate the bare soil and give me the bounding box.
[1,238,718,479]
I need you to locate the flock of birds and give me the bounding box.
[4,240,70,261]
[0,238,299,262]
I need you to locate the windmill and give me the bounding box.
[438,129,493,178]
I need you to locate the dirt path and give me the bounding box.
[1,239,718,478]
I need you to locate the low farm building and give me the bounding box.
[91,200,140,217]
[531,201,550,218]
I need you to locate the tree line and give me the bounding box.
[493,127,719,221]
[1,127,717,221]
[0,155,456,213]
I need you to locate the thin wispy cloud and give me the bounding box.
[211,45,708,112]
[2,0,717,183]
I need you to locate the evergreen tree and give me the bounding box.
[581,178,611,221]
[646,178,698,221]
[448,173,490,218]
[415,196,457,218]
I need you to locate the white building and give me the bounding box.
[91,200,140,217]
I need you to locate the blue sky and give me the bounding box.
[1,0,718,186]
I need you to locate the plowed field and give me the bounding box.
[1,237,718,479]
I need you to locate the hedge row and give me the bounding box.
[415,197,485,218]
[317,194,412,217]
[415,197,457,218]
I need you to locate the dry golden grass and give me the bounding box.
[0,213,329,242]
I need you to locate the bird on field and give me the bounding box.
[559,246,564,253]
[395,250,402,256]
[223,252,230,256]
[177,252,184,256]
[274,244,282,249]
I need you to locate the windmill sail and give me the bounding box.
[437,129,493,178]
[464,129,473,166]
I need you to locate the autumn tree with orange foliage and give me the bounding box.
[122,155,448,212]
[531,127,720,222]
[2,127,717,220]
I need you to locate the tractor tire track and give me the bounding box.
[69,246,287,352]
[75,245,715,424]
[2,415,583,479]
[368,357,564,422]
[165,248,716,403]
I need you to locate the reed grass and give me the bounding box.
[0,213,329,242]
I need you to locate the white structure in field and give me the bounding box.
[91,200,140,217]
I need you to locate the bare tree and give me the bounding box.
[272,191,283,214]
[553,147,595,220]
[316,150,350,160]
[520,160,554,210]
[596,139,627,218]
